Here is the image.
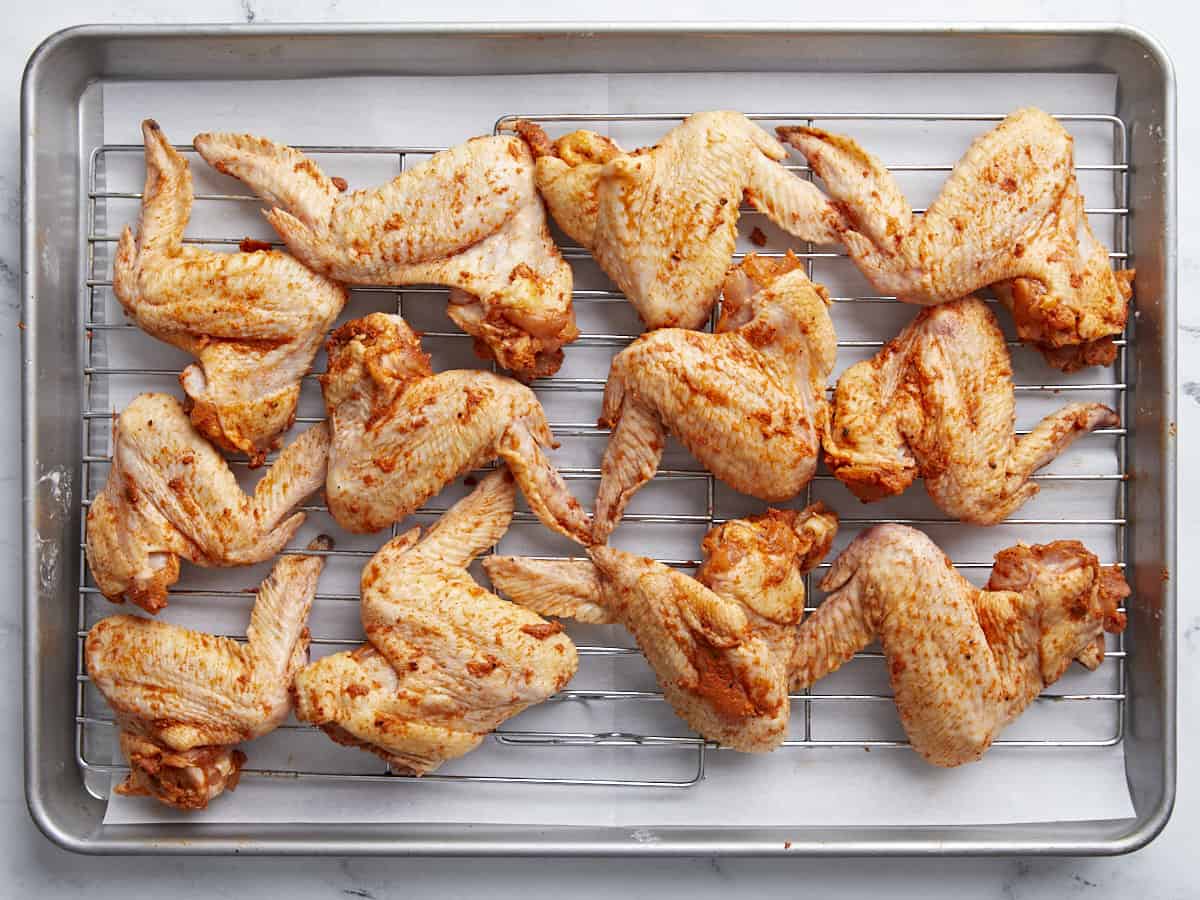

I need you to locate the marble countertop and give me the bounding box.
[4,1,1194,896]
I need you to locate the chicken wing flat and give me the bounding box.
[517,112,840,330]
[777,108,1133,371]
[593,253,835,541]
[795,525,1128,766]
[823,297,1117,525]
[293,469,578,775]
[86,393,328,613]
[85,537,329,809]
[486,503,838,752]
[114,120,346,465]
[192,131,576,379]
[321,312,590,542]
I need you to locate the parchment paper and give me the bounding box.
[94,70,1135,827]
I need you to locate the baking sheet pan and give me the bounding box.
[23,24,1175,855]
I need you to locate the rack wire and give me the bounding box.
[74,110,1132,796]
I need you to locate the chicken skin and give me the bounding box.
[113,120,346,465]
[777,108,1133,371]
[824,297,1117,525]
[593,253,836,541]
[85,537,330,809]
[795,525,1128,766]
[517,112,840,330]
[485,503,838,752]
[192,131,576,379]
[320,313,589,542]
[86,393,329,613]
[292,468,578,775]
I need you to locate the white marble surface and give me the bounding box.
[3,0,1194,895]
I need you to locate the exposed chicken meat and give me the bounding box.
[86,393,328,613]
[292,469,577,774]
[593,253,835,541]
[192,130,577,378]
[777,108,1133,371]
[485,503,838,752]
[113,120,346,465]
[85,537,330,809]
[320,313,589,543]
[517,112,840,330]
[697,504,839,667]
[796,525,1128,766]
[823,297,1117,525]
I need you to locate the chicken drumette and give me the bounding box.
[85,537,329,809]
[86,393,328,613]
[517,112,840,330]
[193,131,577,378]
[114,120,346,465]
[486,503,838,752]
[593,253,835,541]
[293,468,578,775]
[320,313,589,542]
[823,297,1117,525]
[795,525,1128,766]
[777,108,1133,371]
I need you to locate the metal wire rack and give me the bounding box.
[74,110,1131,796]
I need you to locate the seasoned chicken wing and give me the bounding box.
[193,131,576,378]
[292,469,577,775]
[113,120,346,464]
[85,537,329,809]
[86,393,328,613]
[795,525,1128,766]
[823,297,1117,525]
[517,112,840,330]
[777,108,1133,370]
[593,253,835,541]
[320,312,589,542]
[486,503,838,752]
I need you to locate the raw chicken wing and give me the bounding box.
[777,108,1133,370]
[321,313,589,542]
[593,253,835,541]
[486,503,838,752]
[114,120,346,464]
[795,525,1128,766]
[86,393,329,613]
[518,112,840,329]
[193,131,577,378]
[292,469,578,774]
[85,537,329,809]
[823,297,1117,524]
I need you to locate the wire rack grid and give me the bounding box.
[72,110,1132,796]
